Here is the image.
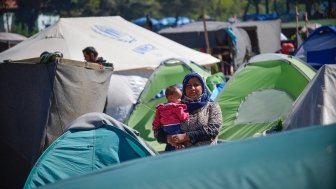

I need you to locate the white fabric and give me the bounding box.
[106,74,147,122]
[280,33,288,41]
[0,16,219,71]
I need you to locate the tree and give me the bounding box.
[15,0,40,32]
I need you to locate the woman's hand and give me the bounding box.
[172,133,190,144]
[167,134,187,149]
[167,135,179,147]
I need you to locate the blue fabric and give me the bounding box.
[210,83,225,101]
[307,47,336,64]
[226,27,237,47]
[163,124,182,135]
[164,144,175,151]
[182,72,210,113]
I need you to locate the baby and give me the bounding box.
[152,85,189,150]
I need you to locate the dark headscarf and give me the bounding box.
[182,72,211,113]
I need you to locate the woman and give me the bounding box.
[154,72,223,150]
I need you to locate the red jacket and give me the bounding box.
[152,103,189,129]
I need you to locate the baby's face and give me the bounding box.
[168,93,181,103]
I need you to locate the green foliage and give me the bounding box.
[10,23,38,37]
[11,0,332,34]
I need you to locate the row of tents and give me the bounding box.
[2,52,335,189]
[19,54,336,188]
[0,16,335,188]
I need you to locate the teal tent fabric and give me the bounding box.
[24,113,156,189]
[41,124,336,189]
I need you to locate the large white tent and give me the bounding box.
[0,16,218,71]
[0,16,219,122]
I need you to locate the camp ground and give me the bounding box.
[0,16,221,188]
[284,64,336,130]
[40,124,336,189]
[0,14,334,189]
[0,57,113,189]
[216,53,316,141]
[125,58,225,151]
[294,25,336,70]
[24,112,156,189]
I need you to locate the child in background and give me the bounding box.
[152,85,189,150]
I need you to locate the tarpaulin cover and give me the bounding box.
[0,59,113,189]
[42,124,336,189]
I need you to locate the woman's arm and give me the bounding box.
[186,102,223,144]
[154,127,183,148]
[153,127,167,143]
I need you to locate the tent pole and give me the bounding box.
[295,6,301,47]
[202,13,211,54]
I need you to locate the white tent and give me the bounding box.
[0,16,219,122]
[0,16,218,71]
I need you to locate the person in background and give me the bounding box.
[154,72,223,150]
[221,50,233,76]
[152,85,189,151]
[82,46,106,63]
[280,42,295,55]
[145,14,153,31]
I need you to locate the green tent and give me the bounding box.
[41,124,336,189]
[24,113,156,189]
[217,53,316,140]
[125,59,224,151]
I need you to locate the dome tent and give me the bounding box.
[125,58,225,151]
[216,53,316,140]
[284,64,336,130]
[24,112,156,188]
[295,25,336,70]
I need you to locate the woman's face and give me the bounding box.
[185,77,203,100]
